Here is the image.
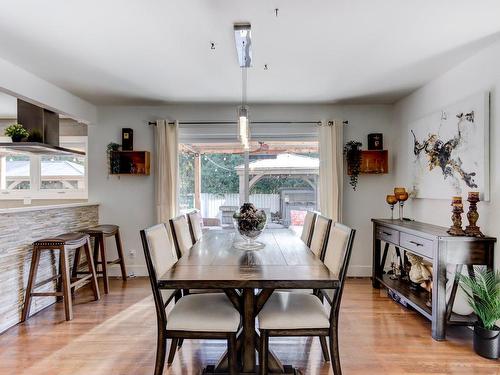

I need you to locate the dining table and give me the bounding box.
[158,228,339,374]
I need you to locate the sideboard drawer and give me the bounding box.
[400,232,433,259]
[376,226,400,245]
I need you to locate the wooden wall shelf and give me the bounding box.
[359,150,388,174]
[110,151,150,175]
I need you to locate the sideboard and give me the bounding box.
[371,218,496,341]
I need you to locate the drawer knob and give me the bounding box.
[409,240,423,247]
[382,231,392,236]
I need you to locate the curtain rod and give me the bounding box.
[147,120,348,126]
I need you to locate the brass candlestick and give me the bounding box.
[465,192,484,237]
[447,196,465,236]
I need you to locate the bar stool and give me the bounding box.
[81,224,127,294]
[21,233,100,322]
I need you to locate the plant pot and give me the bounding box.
[473,323,500,359]
[11,135,24,142]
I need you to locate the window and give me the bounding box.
[0,136,88,199]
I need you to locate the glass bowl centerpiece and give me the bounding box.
[233,203,267,250]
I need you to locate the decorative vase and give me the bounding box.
[473,323,500,359]
[233,203,267,250]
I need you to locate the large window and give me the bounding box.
[178,139,319,228]
[0,136,88,199]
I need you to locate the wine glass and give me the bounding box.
[394,187,409,220]
[386,194,398,220]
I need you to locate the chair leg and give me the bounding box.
[60,247,73,321]
[98,234,109,294]
[83,239,100,301]
[114,229,128,281]
[21,248,41,322]
[167,338,179,365]
[228,333,237,375]
[259,330,269,375]
[71,247,81,295]
[177,338,184,348]
[154,327,167,375]
[319,336,330,362]
[329,323,342,375]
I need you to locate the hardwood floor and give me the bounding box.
[0,278,497,375]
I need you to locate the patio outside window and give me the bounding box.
[178,140,319,229]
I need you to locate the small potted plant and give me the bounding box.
[460,268,500,359]
[344,140,362,190]
[4,123,29,142]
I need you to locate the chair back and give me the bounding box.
[309,214,332,258]
[169,214,193,258]
[300,211,317,246]
[187,209,203,243]
[323,222,356,317]
[140,223,179,323]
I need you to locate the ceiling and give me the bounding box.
[1,0,500,105]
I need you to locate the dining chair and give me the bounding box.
[141,224,240,375]
[258,222,356,375]
[169,214,193,258]
[300,211,317,246]
[187,209,203,243]
[309,214,333,258]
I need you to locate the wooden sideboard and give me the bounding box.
[371,219,496,341]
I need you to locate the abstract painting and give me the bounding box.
[409,92,489,200]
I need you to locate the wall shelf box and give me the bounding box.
[359,150,388,174]
[110,151,150,175]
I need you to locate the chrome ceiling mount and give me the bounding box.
[234,23,252,68]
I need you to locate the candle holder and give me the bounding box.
[394,187,409,220]
[465,192,484,237]
[447,196,465,236]
[386,194,398,220]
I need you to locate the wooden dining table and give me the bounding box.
[158,228,339,374]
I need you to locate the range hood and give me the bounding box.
[0,99,85,156]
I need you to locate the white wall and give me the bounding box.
[90,104,393,276]
[393,39,500,271]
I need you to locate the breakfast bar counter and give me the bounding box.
[0,202,99,333]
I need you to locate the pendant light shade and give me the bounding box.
[238,106,250,150]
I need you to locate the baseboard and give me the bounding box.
[108,264,372,278]
[347,265,372,277]
[107,264,148,277]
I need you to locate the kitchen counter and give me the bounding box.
[0,202,99,333]
[0,202,99,214]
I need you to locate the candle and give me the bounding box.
[451,196,462,205]
[468,191,479,200]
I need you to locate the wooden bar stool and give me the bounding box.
[21,233,100,322]
[81,224,127,294]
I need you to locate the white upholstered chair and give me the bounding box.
[187,209,203,243]
[258,222,356,375]
[141,224,240,375]
[309,214,333,258]
[169,215,194,258]
[300,211,317,246]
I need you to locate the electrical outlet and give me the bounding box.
[129,249,136,258]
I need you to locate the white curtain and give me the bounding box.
[155,120,179,224]
[319,120,343,222]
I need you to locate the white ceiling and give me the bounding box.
[1,0,500,105]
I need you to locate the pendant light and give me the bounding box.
[234,23,252,150]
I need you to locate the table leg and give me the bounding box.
[242,288,256,373]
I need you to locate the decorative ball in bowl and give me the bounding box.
[233,203,267,250]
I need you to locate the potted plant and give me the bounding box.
[4,123,29,142]
[460,268,500,359]
[344,141,362,190]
